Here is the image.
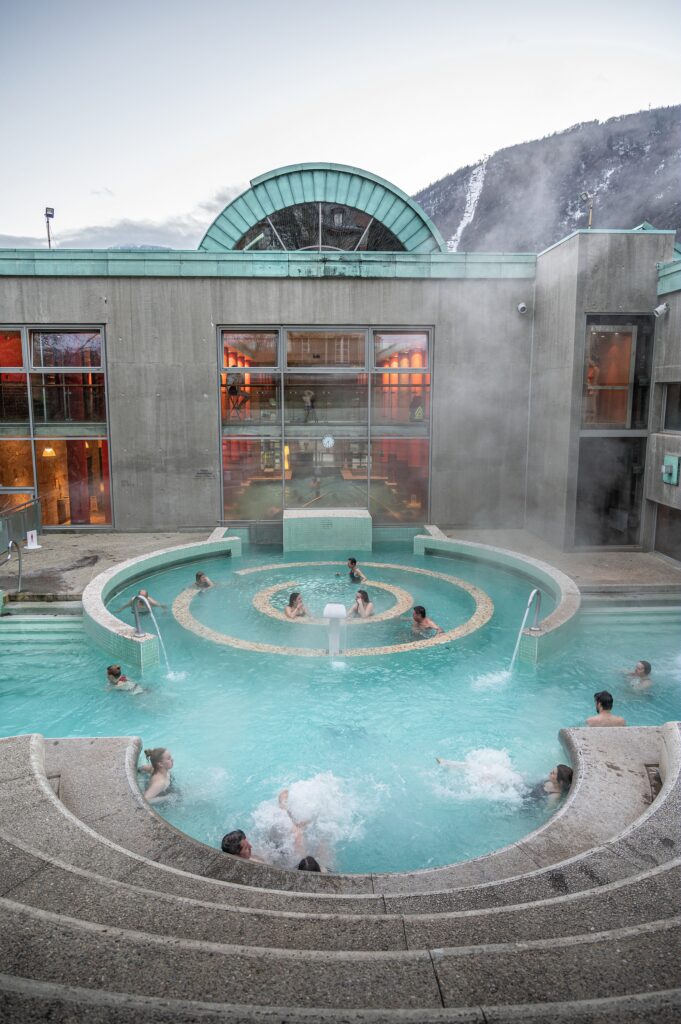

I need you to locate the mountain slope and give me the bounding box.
[414,106,680,253]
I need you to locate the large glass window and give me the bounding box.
[370,439,429,523]
[287,331,366,368]
[30,373,106,426]
[221,373,280,428]
[664,383,681,431]
[575,437,646,546]
[30,330,102,368]
[372,373,430,430]
[0,440,34,489]
[582,317,653,429]
[284,440,368,509]
[0,330,23,367]
[222,439,282,519]
[283,374,367,427]
[222,331,278,368]
[35,439,111,526]
[374,332,428,370]
[234,203,406,253]
[0,374,30,435]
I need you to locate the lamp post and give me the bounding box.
[580,192,593,229]
[45,207,54,248]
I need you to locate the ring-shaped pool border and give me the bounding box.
[171,562,493,656]
[253,576,413,625]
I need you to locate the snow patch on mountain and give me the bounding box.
[447,158,488,252]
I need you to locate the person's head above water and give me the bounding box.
[347,558,357,568]
[288,591,301,608]
[221,829,252,858]
[551,764,573,792]
[137,589,149,598]
[107,664,122,680]
[298,856,321,872]
[144,747,173,773]
[357,590,369,604]
[594,690,614,711]
[413,605,427,621]
[196,571,207,583]
[634,660,652,677]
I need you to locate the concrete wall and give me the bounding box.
[527,231,675,549]
[646,288,681,516]
[0,275,532,532]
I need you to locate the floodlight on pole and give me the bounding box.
[45,207,54,249]
[579,192,594,229]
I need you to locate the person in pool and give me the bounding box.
[336,557,366,583]
[285,591,308,619]
[195,571,214,589]
[410,605,443,635]
[528,764,573,803]
[586,691,627,727]
[625,660,653,690]
[138,747,174,802]
[106,665,143,694]
[347,589,374,618]
[114,588,167,616]
[221,829,267,863]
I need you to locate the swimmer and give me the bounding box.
[336,557,366,583]
[625,660,653,690]
[528,764,573,803]
[221,829,267,863]
[586,691,627,727]
[410,605,443,635]
[298,856,322,871]
[195,571,214,589]
[279,789,328,871]
[106,664,143,694]
[114,588,167,616]
[347,589,374,619]
[285,591,308,619]
[138,747,173,802]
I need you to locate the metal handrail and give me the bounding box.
[1,540,23,595]
[132,594,153,638]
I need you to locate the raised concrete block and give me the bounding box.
[283,510,372,552]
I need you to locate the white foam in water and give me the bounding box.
[250,772,363,868]
[165,671,187,682]
[434,748,528,805]
[471,669,511,691]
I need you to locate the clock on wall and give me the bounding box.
[322,435,335,449]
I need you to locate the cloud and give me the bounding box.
[0,182,248,250]
[90,186,115,198]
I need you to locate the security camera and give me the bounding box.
[517,302,528,314]
[653,302,670,319]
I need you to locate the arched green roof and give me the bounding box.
[198,162,446,254]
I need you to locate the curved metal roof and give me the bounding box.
[198,162,446,254]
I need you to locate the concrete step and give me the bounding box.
[0,898,678,1011]
[0,975,679,1024]
[1,600,83,616]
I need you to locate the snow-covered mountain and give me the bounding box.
[414,106,680,253]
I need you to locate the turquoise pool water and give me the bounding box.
[1,544,679,874]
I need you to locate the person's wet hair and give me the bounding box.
[413,605,426,618]
[221,829,247,855]
[556,764,573,791]
[298,856,321,871]
[288,591,300,607]
[107,664,121,679]
[639,660,652,675]
[348,558,357,567]
[594,690,614,710]
[144,747,167,772]
[357,590,369,604]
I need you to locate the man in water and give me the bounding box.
[337,557,366,583]
[586,691,627,727]
[411,605,443,635]
[221,829,266,863]
[106,665,143,694]
[625,660,653,690]
[114,588,166,616]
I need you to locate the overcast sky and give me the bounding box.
[2,0,680,248]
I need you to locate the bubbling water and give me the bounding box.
[434,748,528,805]
[250,772,364,869]
[471,669,512,691]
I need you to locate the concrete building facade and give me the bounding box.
[0,164,678,558]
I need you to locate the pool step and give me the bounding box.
[1,600,83,616]
[0,616,84,642]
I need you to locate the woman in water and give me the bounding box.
[195,571,214,589]
[106,665,143,694]
[285,592,308,619]
[347,589,374,618]
[529,764,573,803]
[139,747,174,802]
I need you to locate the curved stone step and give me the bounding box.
[1,817,678,952]
[0,898,678,1011]
[1,974,679,1024]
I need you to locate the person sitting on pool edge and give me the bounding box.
[114,588,167,616]
[347,589,374,619]
[285,591,308,619]
[195,571,214,589]
[410,605,443,635]
[221,829,266,863]
[586,691,627,727]
[625,660,653,690]
[336,557,366,583]
[106,664,143,694]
